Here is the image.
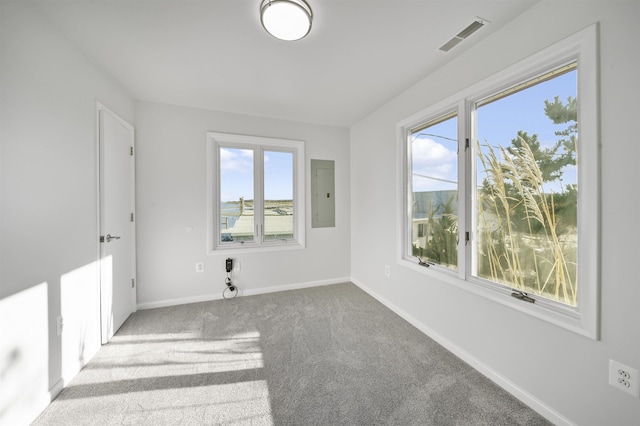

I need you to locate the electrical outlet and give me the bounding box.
[56,316,64,336]
[195,262,205,273]
[384,265,390,276]
[609,360,639,397]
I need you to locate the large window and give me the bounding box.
[474,64,578,306]
[208,133,305,252]
[399,26,598,338]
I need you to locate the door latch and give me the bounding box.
[100,234,121,243]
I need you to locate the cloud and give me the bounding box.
[220,148,253,173]
[412,137,457,191]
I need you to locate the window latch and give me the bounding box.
[511,290,535,304]
[417,257,434,268]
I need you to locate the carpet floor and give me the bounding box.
[33,283,552,425]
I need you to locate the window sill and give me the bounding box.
[399,257,597,340]
[210,241,305,256]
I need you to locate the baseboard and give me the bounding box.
[12,379,63,426]
[350,278,576,426]
[49,378,64,401]
[137,277,351,310]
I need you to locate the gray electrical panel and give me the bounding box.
[311,159,335,228]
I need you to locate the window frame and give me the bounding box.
[397,25,599,339]
[408,107,464,273]
[207,132,306,254]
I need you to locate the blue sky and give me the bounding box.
[220,70,577,203]
[264,151,293,200]
[220,148,293,202]
[412,70,577,193]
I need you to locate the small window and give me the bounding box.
[208,133,305,253]
[410,112,458,270]
[263,150,295,241]
[220,147,255,243]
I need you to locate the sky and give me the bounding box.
[220,148,293,202]
[219,70,577,204]
[412,69,577,194]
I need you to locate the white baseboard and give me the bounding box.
[350,278,575,426]
[12,380,63,426]
[137,277,351,310]
[49,379,64,401]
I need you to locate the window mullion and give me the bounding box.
[291,149,298,240]
[468,98,479,282]
[459,99,470,281]
[255,146,264,244]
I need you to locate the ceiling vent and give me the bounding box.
[438,18,489,52]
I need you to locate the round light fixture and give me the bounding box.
[260,0,313,41]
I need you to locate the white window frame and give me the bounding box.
[397,25,599,339]
[207,132,306,254]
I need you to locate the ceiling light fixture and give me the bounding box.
[260,0,313,41]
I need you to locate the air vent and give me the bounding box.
[439,18,489,52]
[439,37,464,52]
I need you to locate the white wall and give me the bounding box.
[0,3,134,424]
[351,2,640,425]
[134,102,350,308]
[4,1,638,425]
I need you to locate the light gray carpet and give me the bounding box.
[33,283,552,425]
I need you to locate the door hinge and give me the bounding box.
[131,278,135,288]
[465,138,470,150]
[465,231,470,245]
[130,146,134,156]
[130,212,134,222]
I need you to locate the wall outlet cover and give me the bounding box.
[609,359,639,398]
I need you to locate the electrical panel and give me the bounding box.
[311,159,335,228]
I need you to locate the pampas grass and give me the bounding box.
[477,137,577,306]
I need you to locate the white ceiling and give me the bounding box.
[33,0,539,127]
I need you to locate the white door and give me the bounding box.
[98,105,136,344]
